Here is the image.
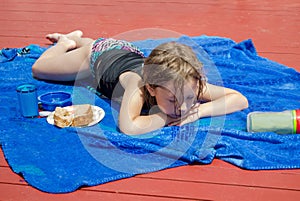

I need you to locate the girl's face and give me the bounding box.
[146,78,199,118]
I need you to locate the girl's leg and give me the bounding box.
[45,30,93,49]
[32,30,95,81]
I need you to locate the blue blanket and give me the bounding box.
[0,35,300,193]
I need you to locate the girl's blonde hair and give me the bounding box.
[142,41,206,106]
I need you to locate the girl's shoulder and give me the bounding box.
[119,71,144,89]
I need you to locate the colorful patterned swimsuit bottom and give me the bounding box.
[90,38,144,76]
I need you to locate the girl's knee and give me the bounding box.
[31,61,41,78]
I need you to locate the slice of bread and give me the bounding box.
[53,107,73,128]
[53,104,93,128]
[72,104,93,127]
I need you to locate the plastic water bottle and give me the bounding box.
[247,110,300,134]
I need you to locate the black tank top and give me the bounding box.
[93,49,144,99]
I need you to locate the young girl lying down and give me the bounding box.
[32,30,248,135]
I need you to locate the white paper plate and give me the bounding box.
[47,105,105,127]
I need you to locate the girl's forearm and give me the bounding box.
[198,93,248,118]
[119,112,168,135]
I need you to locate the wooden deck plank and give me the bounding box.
[137,162,300,191]
[1,2,299,41]
[1,1,299,54]
[1,1,299,49]
[0,184,198,201]
[2,160,300,192]
[1,149,300,201]
[1,154,199,201]
[0,151,9,168]
[1,166,300,201]
[88,178,300,201]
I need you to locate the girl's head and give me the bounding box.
[143,42,206,118]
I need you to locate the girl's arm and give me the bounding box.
[198,83,249,117]
[175,83,248,126]
[118,72,169,135]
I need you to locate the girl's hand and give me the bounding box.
[167,102,201,126]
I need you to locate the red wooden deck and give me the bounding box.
[1,0,300,200]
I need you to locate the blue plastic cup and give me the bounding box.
[16,84,39,117]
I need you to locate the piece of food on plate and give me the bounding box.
[53,107,73,128]
[72,104,93,127]
[53,104,93,128]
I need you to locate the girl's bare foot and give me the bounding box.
[56,35,77,50]
[46,30,83,43]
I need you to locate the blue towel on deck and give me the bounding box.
[0,35,300,193]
